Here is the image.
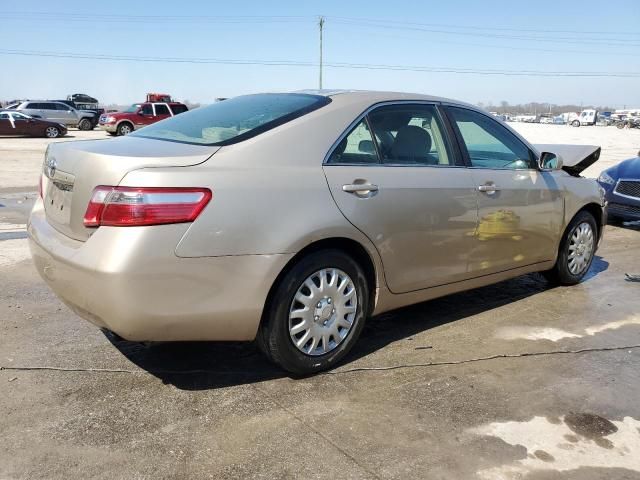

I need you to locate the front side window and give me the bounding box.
[327,119,378,165]
[41,103,57,110]
[26,103,42,109]
[368,104,453,166]
[447,107,534,169]
[132,93,330,145]
[141,104,153,115]
[154,104,170,115]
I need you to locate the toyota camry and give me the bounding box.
[29,91,606,374]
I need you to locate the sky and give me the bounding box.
[0,0,639,107]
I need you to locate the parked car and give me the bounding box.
[98,101,188,136]
[13,101,95,130]
[598,154,640,222]
[0,110,67,138]
[29,91,606,374]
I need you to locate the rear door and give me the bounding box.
[153,103,172,122]
[323,103,478,293]
[0,112,12,135]
[444,106,563,275]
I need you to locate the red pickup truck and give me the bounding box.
[98,101,188,136]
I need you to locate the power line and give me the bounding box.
[325,15,640,37]
[328,18,640,47]
[1,49,638,78]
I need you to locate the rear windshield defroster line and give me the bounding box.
[131,93,332,146]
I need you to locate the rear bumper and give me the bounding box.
[28,201,293,341]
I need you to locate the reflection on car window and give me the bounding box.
[0,113,10,120]
[132,93,330,145]
[368,104,452,166]
[141,104,153,115]
[448,107,534,169]
[327,119,378,165]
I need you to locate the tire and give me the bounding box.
[257,249,370,375]
[78,118,93,131]
[44,126,60,138]
[571,120,580,127]
[543,211,597,285]
[116,122,133,136]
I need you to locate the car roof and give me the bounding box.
[296,89,464,104]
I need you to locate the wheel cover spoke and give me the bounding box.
[288,268,358,356]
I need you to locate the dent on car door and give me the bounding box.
[444,106,563,275]
[323,104,478,294]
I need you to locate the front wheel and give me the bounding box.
[257,249,369,375]
[543,211,597,285]
[116,122,133,136]
[571,120,580,127]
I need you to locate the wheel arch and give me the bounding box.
[577,202,604,239]
[259,237,378,333]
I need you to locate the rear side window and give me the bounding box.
[26,103,42,109]
[368,104,453,166]
[327,119,379,165]
[154,104,170,115]
[170,104,188,115]
[132,93,331,145]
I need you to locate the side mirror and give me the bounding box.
[539,152,563,171]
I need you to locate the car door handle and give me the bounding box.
[478,184,500,194]
[342,183,379,197]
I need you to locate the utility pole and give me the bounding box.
[319,16,325,90]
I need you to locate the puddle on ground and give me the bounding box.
[0,223,29,267]
[496,316,640,343]
[469,415,640,479]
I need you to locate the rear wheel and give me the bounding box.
[543,211,597,285]
[44,126,60,138]
[257,249,369,375]
[78,118,92,131]
[117,122,133,136]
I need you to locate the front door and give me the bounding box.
[323,104,478,294]
[445,106,563,275]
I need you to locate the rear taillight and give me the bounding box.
[83,186,212,227]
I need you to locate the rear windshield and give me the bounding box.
[131,93,331,145]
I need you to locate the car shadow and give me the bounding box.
[107,260,609,391]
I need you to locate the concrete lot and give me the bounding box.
[1,125,640,479]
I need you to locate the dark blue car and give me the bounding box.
[598,154,640,222]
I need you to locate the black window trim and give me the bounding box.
[441,104,539,171]
[132,93,332,146]
[324,100,466,168]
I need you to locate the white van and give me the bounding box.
[572,109,597,127]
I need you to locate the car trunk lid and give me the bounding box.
[42,136,218,241]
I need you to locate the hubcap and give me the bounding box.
[45,127,58,138]
[568,222,594,275]
[289,268,358,356]
[120,125,131,134]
